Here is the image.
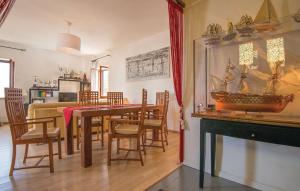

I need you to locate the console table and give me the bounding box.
[192,112,300,188]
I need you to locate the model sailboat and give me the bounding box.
[211,59,294,113]
[254,0,279,31]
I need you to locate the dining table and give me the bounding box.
[58,104,159,167]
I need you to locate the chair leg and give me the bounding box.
[76,126,80,150]
[117,138,120,154]
[164,124,168,145]
[9,144,16,176]
[57,133,62,159]
[101,122,104,147]
[23,144,29,164]
[48,139,54,173]
[107,135,112,166]
[144,129,147,145]
[160,129,165,152]
[137,137,144,166]
[142,133,146,155]
[164,131,168,146]
[166,123,169,135]
[96,125,100,141]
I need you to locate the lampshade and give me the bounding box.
[56,33,81,55]
[267,37,285,64]
[239,42,254,66]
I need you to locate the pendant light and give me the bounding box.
[57,20,81,54]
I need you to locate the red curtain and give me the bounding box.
[0,0,16,28]
[168,0,184,163]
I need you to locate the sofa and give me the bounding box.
[27,101,110,138]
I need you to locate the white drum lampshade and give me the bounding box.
[57,33,81,54]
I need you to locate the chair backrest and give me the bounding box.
[107,92,123,105]
[156,92,165,106]
[79,91,99,106]
[156,92,165,115]
[5,88,28,140]
[138,89,147,132]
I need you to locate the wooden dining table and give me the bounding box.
[58,104,158,168]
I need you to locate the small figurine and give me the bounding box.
[236,14,255,37]
[293,8,300,23]
[83,73,87,81]
[202,23,223,45]
[223,21,237,41]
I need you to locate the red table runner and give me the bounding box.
[63,104,142,127]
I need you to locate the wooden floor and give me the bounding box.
[0,125,180,191]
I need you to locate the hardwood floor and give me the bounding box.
[0,125,180,191]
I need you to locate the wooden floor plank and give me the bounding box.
[0,125,179,191]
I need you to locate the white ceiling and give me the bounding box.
[0,0,169,55]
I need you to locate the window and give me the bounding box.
[90,65,109,98]
[0,59,14,98]
[99,66,109,98]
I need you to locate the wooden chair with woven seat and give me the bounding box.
[143,90,169,152]
[107,92,123,106]
[5,88,62,176]
[107,91,126,150]
[107,89,147,166]
[76,91,104,150]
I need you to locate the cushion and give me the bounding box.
[144,119,162,127]
[92,118,102,125]
[20,127,60,140]
[78,118,102,127]
[114,124,139,135]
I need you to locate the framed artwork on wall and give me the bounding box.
[126,47,170,81]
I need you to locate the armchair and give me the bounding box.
[5,88,62,176]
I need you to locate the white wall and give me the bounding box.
[184,1,300,191]
[109,31,180,131]
[0,40,90,122]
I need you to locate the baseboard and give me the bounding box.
[217,170,283,191]
[182,163,283,191]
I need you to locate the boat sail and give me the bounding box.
[254,0,279,31]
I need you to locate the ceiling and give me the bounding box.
[0,0,169,55]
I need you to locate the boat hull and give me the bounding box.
[211,92,294,113]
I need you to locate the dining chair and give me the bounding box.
[155,91,169,136]
[107,92,123,105]
[5,88,62,176]
[143,90,169,152]
[76,91,104,150]
[107,89,147,166]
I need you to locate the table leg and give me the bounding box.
[65,116,74,155]
[152,109,160,141]
[200,120,206,188]
[211,133,216,177]
[81,116,92,167]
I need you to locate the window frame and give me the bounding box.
[98,66,109,98]
[0,59,15,99]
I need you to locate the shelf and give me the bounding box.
[29,87,59,91]
[198,19,300,48]
[58,78,90,83]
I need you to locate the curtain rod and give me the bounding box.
[0,45,26,52]
[91,54,111,63]
[167,0,186,8]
